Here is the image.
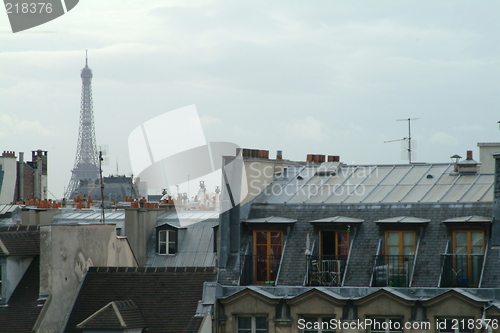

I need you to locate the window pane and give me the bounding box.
[303,317,318,333]
[271,245,281,256]
[389,318,402,332]
[455,232,467,246]
[256,232,267,244]
[403,232,414,246]
[159,230,166,242]
[255,316,267,329]
[388,233,399,246]
[339,245,349,256]
[438,319,454,333]
[388,246,400,256]
[168,241,176,254]
[456,246,467,255]
[338,232,348,245]
[371,318,386,333]
[471,246,483,255]
[472,232,483,246]
[159,243,166,254]
[322,317,335,332]
[238,317,252,329]
[271,232,282,245]
[403,246,414,255]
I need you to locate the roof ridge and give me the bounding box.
[111,301,127,328]
[88,266,216,273]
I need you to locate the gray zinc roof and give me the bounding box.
[310,216,364,224]
[254,163,493,205]
[146,212,218,267]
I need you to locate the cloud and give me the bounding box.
[288,116,326,141]
[428,132,459,146]
[0,114,52,137]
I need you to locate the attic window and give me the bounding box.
[158,230,177,255]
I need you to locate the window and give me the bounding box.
[453,231,484,286]
[301,316,335,333]
[213,226,218,253]
[158,229,176,255]
[454,231,484,255]
[386,231,415,256]
[436,318,473,333]
[237,316,267,333]
[254,231,283,284]
[320,231,349,256]
[368,317,403,333]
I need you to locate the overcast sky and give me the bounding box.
[0,0,499,199]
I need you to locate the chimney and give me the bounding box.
[456,150,479,174]
[218,154,244,268]
[492,152,500,246]
[276,150,283,160]
[18,152,24,202]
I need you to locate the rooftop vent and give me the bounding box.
[455,150,480,174]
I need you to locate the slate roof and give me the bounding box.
[234,202,494,288]
[65,266,216,333]
[77,299,147,330]
[145,215,218,267]
[0,257,43,333]
[0,225,39,256]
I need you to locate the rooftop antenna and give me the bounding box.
[384,118,419,164]
[85,49,88,66]
[98,145,109,223]
[99,151,105,223]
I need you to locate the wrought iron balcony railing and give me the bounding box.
[240,254,281,286]
[372,255,414,287]
[440,254,484,287]
[306,255,347,287]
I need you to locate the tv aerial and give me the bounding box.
[384,118,419,164]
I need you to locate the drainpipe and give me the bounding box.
[492,152,500,246]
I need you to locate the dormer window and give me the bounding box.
[441,216,490,287]
[240,217,296,285]
[372,217,428,287]
[158,229,177,255]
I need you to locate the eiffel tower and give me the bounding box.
[65,52,100,199]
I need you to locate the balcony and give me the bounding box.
[440,254,484,287]
[307,255,346,287]
[372,255,414,287]
[240,254,281,286]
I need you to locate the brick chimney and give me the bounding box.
[456,150,479,174]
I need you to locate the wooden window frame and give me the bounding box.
[385,230,416,256]
[319,230,350,256]
[253,230,283,284]
[453,230,484,255]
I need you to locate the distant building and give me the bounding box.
[213,148,500,332]
[72,175,139,203]
[0,149,48,204]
